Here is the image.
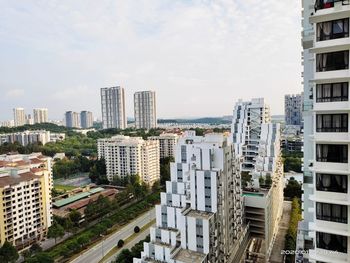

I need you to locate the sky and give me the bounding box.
[0,0,302,121]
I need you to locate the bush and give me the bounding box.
[117,240,124,248]
[134,226,140,233]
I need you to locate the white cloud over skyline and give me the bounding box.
[0,0,302,121]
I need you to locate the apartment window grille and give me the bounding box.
[316,202,348,223]
[316,173,348,193]
[317,18,349,41]
[316,51,349,72]
[316,82,348,102]
[316,232,347,253]
[316,114,348,132]
[316,144,348,163]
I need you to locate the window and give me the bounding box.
[317,19,349,41]
[316,51,349,72]
[316,232,347,253]
[316,173,348,193]
[316,202,347,223]
[316,114,348,132]
[316,144,348,163]
[316,82,348,102]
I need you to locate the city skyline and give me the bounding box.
[0,1,301,121]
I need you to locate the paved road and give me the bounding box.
[70,208,155,263]
[104,222,155,263]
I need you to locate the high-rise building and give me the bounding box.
[65,111,80,128]
[97,135,160,185]
[134,131,247,263]
[149,133,178,159]
[0,153,52,248]
[284,94,303,126]
[298,1,350,262]
[33,108,48,123]
[13,108,25,127]
[231,98,271,171]
[80,111,93,128]
[25,114,34,125]
[101,87,126,129]
[134,91,157,129]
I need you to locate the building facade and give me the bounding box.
[101,86,126,129]
[231,98,271,171]
[134,91,157,129]
[0,153,52,249]
[0,130,51,146]
[298,1,350,262]
[80,111,93,128]
[97,135,160,185]
[65,111,80,128]
[284,93,303,126]
[134,132,248,263]
[33,108,48,124]
[13,108,25,127]
[149,133,178,159]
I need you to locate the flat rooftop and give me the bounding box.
[184,209,213,220]
[53,187,105,208]
[173,248,206,263]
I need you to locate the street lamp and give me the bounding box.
[100,234,105,259]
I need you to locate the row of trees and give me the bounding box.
[113,235,150,263]
[284,198,302,263]
[283,150,303,173]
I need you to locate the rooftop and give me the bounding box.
[184,209,214,220]
[0,172,41,188]
[53,187,105,208]
[173,248,207,263]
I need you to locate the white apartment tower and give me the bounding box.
[80,111,93,128]
[33,108,48,123]
[134,132,247,263]
[97,135,160,185]
[13,108,25,127]
[101,86,126,129]
[65,111,80,128]
[299,0,350,262]
[231,98,271,171]
[149,133,179,159]
[134,91,157,129]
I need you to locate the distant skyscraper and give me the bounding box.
[33,108,48,123]
[100,86,126,129]
[25,114,34,125]
[284,94,303,126]
[134,91,157,129]
[65,111,80,128]
[80,111,93,128]
[13,108,25,127]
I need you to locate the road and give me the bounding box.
[70,208,155,263]
[103,222,155,263]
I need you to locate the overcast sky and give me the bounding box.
[0,0,302,121]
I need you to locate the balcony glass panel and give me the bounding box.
[316,144,348,163]
[316,173,348,193]
[316,82,348,102]
[316,202,348,223]
[316,51,349,72]
[316,114,348,132]
[317,19,349,41]
[316,232,347,253]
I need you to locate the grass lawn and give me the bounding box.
[53,184,76,191]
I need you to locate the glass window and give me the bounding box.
[316,51,349,72]
[316,232,347,253]
[317,19,349,41]
[316,82,349,102]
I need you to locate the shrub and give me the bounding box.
[117,239,124,248]
[134,226,140,233]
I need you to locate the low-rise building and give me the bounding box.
[0,130,51,146]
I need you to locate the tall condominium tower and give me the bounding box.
[284,93,303,126]
[0,153,52,248]
[134,131,247,263]
[298,1,350,262]
[101,86,126,129]
[80,111,93,128]
[65,111,80,128]
[13,108,25,127]
[149,133,179,159]
[231,98,271,171]
[33,108,48,123]
[134,91,157,129]
[97,135,160,185]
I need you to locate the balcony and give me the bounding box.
[312,0,350,25]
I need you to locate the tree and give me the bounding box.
[68,209,82,227]
[134,226,140,233]
[29,242,42,255]
[77,234,90,248]
[0,241,19,263]
[117,239,124,248]
[265,175,272,188]
[47,222,65,244]
[284,177,302,199]
[25,252,54,263]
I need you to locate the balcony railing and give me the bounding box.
[316,127,348,132]
[314,0,348,11]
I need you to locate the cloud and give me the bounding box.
[6,89,24,98]
[0,0,301,120]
